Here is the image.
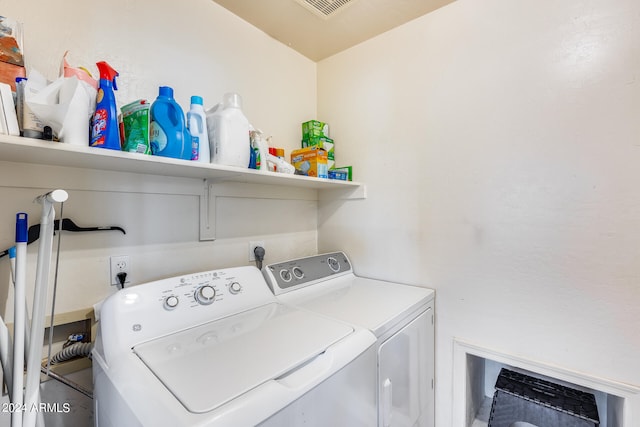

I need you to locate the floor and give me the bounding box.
[0,368,93,427]
[471,397,492,427]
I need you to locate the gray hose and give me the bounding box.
[49,342,93,365]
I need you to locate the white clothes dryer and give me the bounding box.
[263,252,435,427]
[93,265,377,427]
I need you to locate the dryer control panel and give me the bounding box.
[263,252,352,295]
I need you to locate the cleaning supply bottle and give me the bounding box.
[15,77,45,139]
[207,92,250,168]
[149,86,191,160]
[187,96,210,162]
[90,61,121,150]
[250,127,270,172]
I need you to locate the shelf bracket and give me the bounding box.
[199,178,364,241]
[318,184,367,201]
[199,179,216,241]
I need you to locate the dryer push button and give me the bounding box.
[292,267,305,279]
[280,269,292,282]
[327,257,341,272]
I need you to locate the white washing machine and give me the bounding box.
[92,265,378,427]
[263,252,435,427]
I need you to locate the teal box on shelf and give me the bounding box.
[328,169,348,181]
[328,166,352,181]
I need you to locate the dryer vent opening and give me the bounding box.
[487,368,600,427]
[454,340,635,427]
[294,0,358,19]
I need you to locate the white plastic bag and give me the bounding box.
[25,70,96,145]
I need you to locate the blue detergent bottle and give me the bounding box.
[90,61,121,150]
[149,86,191,160]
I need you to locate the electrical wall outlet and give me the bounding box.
[249,241,265,261]
[110,255,131,286]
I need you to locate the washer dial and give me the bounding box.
[194,285,216,305]
[229,282,242,294]
[163,295,179,310]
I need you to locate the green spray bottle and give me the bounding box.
[90,61,120,150]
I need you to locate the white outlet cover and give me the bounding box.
[110,255,131,285]
[249,241,265,261]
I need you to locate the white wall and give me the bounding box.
[317,0,640,424]
[0,0,318,319]
[2,0,639,424]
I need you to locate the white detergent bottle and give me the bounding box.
[187,96,210,162]
[207,93,250,168]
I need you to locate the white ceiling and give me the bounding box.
[211,0,456,61]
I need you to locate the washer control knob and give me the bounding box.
[292,266,305,279]
[164,295,179,310]
[195,285,216,305]
[327,257,341,272]
[280,269,292,282]
[229,282,242,294]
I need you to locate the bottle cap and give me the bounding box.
[96,61,119,90]
[159,86,174,98]
[191,96,203,106]
[222,93,242,109]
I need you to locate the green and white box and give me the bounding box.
[302,136,334,164]
[302,120,329,140]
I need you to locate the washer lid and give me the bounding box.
[133,302,353,414]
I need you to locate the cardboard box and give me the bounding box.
[328,169,348,181]
[291,146,328,178]
[0,61,25,91]
[302,136,334,161]
[329,166,352,181]
[302,120,329,140]
[0,17,25,91]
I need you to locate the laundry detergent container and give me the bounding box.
[206,92,250,168]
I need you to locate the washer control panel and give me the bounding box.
[157,270,249,311]
[263,251,352,295]
[97,265,278,358]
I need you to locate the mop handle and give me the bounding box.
[12,213,28,427]
[46,202,64,376]
[7,242,39,426]
[23,189,68,427]
[34,189,68,205]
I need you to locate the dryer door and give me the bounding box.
[378,307,434,427]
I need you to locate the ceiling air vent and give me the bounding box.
[294,0,358,19]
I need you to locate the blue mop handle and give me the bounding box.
[16,213,27,243]
[12,212,27,427]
